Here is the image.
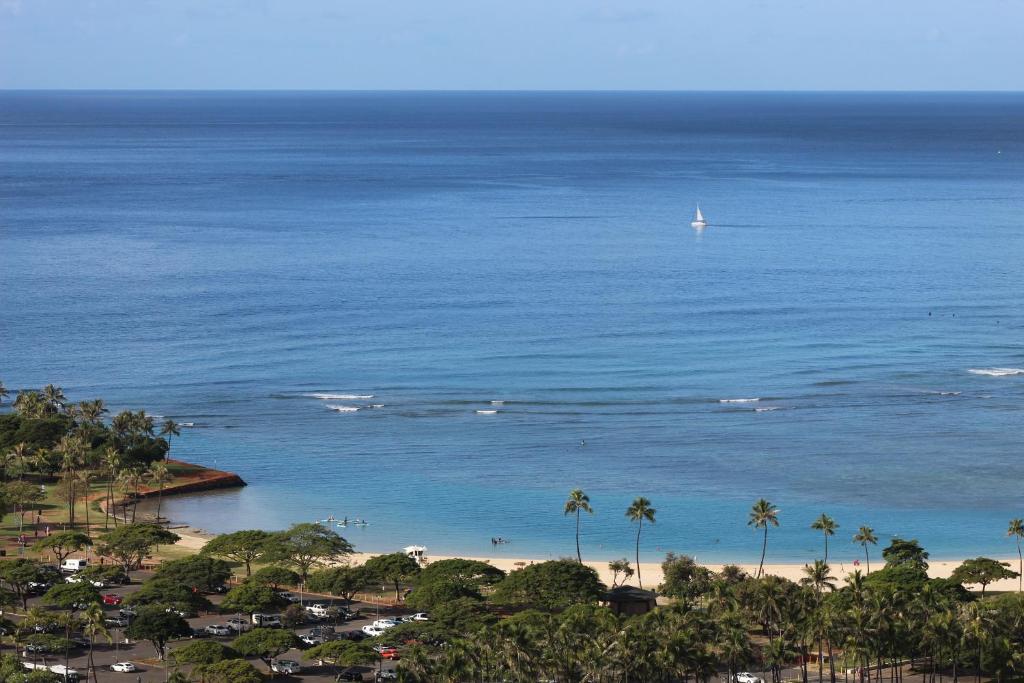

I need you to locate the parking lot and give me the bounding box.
[10,569,404,682]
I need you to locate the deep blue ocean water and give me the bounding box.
[2,91,1024,565]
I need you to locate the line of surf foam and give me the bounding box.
[968,368,1024,377]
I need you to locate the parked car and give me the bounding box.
[372,619,398,630]
[226,618,251,632]
[164,606,188,617]
[111,662,138,673]
[361,625,386,637]
[305,603,330,617]
[251,613,282,628]
[373,645,400,660]
[104,617,129,628]
[277,591,299,602]
[102,594,123,606]
[337,669,364,681]
[735,674,764,683]
[188,628,211,639]
[205,624,233,636]
[345,629,367,641]
[410,612,429,621]
[271,659,302,675]
[118,606,137,617]
[376,671,399,681]
[60,558,88,573]
[65,574,104,588]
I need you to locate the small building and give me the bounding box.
[404,545,428,566]
[602,585,657,616]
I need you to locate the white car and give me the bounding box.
[411,612,429,621]
[735,674,764,683]
[372,619,398,630]
[205,624,232,636]
[226,618,251,632]
[278,591,299,602]
[361,625,386,637]
[271,659,302,674]
[111,662,138,673]
[65,575,105,588]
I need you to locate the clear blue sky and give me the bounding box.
[2,0,1021,90]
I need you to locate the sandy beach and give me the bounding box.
[170,527,1022,594]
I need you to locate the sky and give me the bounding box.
[1,0,1022,90]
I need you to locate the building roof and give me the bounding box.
[603,585,657,601]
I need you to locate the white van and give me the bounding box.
[252,613,282,628]
[60,558,88,573]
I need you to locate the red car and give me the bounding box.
[378,647,400,661]
[102,594,123,606]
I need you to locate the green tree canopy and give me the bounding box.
[305,639,376,670]
[659,553,714,608]
[126,606,191,660]
[249,564,299,589]
[220,580,287,615]
[231,627,297,672]
[200,529,273,576]
[125,577,211,615]
[306,565,372,602]
[42,581,101,611]
[363,552,422,601]
[265,523,354,582]
[202,658,263,683]
[32,531,93,564]
[416,558,505,590]
[491,559,605,610]
[951,557,1020,597]
[155,554,233,592]
[171,639,238,666]
[0,558,47,608]
[97,523,180,573]
[882,537,929,570]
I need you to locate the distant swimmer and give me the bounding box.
[579,439,586,447]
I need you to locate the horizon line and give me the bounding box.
[2,88,1024,95]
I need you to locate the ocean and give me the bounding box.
[2,91,1023,566]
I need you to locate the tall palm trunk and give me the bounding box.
[1017,537,1022,592]
[758,526,769,578]
[156,480,165,521]
[865,546,871,574]
[635,517,643,588]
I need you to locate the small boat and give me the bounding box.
[690,205,707,228]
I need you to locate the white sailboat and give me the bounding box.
[690,205,707,228]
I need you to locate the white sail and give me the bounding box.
[691,204,706,227]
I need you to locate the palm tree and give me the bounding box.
[41,384,67,412]
[78,399,107,425]
[1007,518,1024,592]
[625,497,656,589]
[160,419,181,458]
[563,489,593,564]
[81,603,111,683]
[77,470,96,532]
[748,499,780,579]
[852,525,878,574]
[810,513,838,563]
[57,434,85,527]
[6,443,31,479]
[102,446,121,529]
[147,461,172,522]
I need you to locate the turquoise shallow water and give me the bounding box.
[2,91,1024,564]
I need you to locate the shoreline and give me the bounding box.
[168,527,1024,593]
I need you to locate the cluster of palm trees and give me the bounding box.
[1,383,179,529]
